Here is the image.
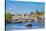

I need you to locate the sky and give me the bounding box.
[6,1,45,14]
[6,0,44,2]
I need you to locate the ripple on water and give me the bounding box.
[6,22,45,30]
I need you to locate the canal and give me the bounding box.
[6,22,45,31]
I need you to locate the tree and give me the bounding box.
[35,9,44,18]
[40,12,44,16]
[35,10,41,17]
[5,12,13,23]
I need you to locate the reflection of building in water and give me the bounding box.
[11,13,45,23]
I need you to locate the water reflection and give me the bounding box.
[6,18,45,31]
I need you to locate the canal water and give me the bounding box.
[6,22,45,31]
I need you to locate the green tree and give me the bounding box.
[5,12,13,23]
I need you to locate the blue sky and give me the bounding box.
[6,1,45,14]
[6,0,44,2]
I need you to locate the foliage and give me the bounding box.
[35,10,44,17]
[5,12,13,21]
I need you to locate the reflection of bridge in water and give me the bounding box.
[11,17,44,23]
[12,18,35,22]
